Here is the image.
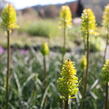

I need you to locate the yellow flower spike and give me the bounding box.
[81,8,96,36]
[41,42,49,56]
[80,56,87,70]
[60,5,72,28]
[101,60,109,83]
[103,4,109,29]
[1,4,19,31]
[57,60,79,100]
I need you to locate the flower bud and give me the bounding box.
[41,42,49,56]
[80,56,87,70]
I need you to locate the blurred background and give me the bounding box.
[0,0,108,48]
[0,0,109,21]
[0,0,109,109]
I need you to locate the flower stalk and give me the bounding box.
[62,21,67,63]
[43,55,47,74]
[104,82,108,109]
[5,30,10,109]
[102,5,109,109]
[59,6,72,63]
[64,98,68,109]
[0,4,19,108]
[41,42,49,75]
[104,35,109,109]
[101,60,109,109]
[103,4,109,63]
[104,32,109,62]
[83,18,89,99]
[81,8,96,109]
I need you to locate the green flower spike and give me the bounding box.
[57,60,79,100]
[1,4,19,31]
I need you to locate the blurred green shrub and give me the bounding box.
[19,20,60,38]
[90,36,105,52]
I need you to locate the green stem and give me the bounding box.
[103,29,109,109]
[6,30,10,109]
[64,98,69,109]
[104,82,108,109]
[84,25,89,97]
[104,31,108,63]
[82,18,90,109]
[63,22,66,52]
[62,21,66,64]
[43,55,46,74]
[83,37,86,51]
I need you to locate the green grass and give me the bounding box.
[0,47,105,109]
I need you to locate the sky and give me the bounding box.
[5,0,76,9]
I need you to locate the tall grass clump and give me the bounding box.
[0,4,19,109]
[101,60,109,109]
[57,60,79,109]
[103,4,109,62]
[23,20,59,38]
[81,8,96,108]
[59,6,72,63]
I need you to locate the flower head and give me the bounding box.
[57,60,79,99]
[103,4,109,28]
[41,42,49,56]
[1,4,19,31]
[101,60,109,84]
[81,9,96,36]
[60,5,72,28]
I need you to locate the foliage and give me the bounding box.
[0,49,60,109]
[0,48,105,109]
[90,36,105,52]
